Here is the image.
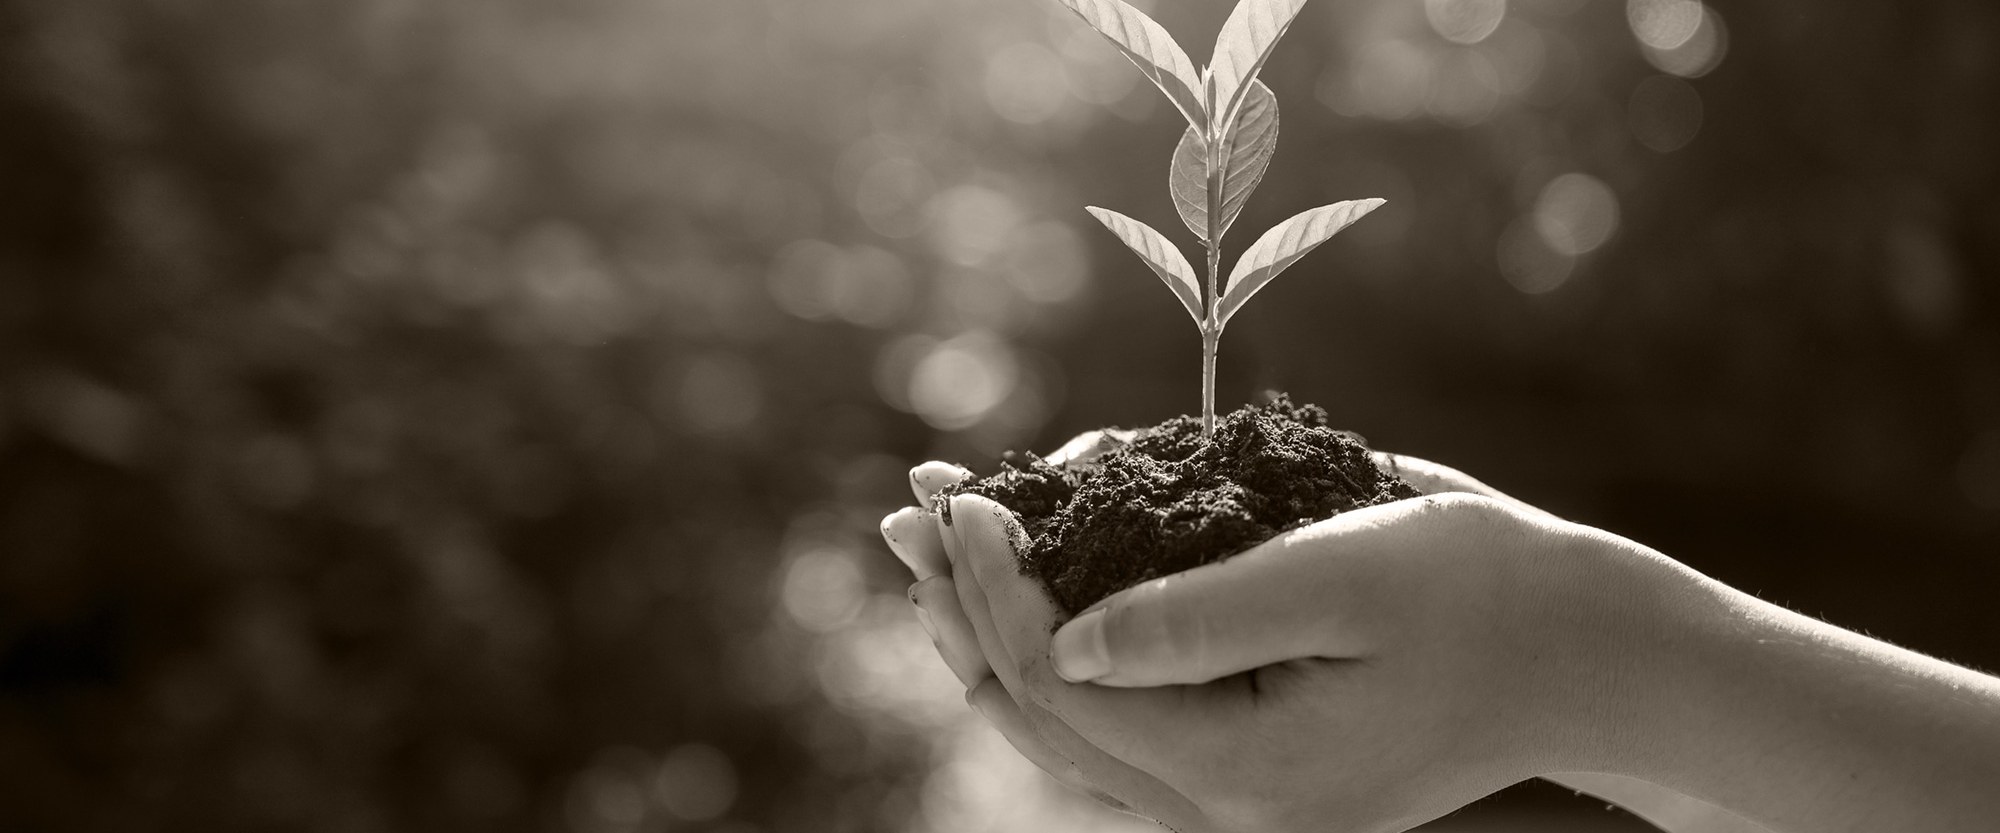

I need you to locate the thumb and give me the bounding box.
[1049,503,1414,687]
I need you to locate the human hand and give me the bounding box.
[889,441,2000,833]
[882,439,1680,831]
[1371,456,1774,833]
[880,431,1199,820]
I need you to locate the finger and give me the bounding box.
[1042,429,1136,467]
[911,576,992,687]
[920,503,1190,819]
[881,506,950,580]
[947,512,1202,827]
[936,494,1032,688]
[1371,451,1503,499]
[1047,498,1476,688]
[950,493,1216,778]
[967,677,1204,824]
[964,678,1093,799]
[1372,451,1556,521]
[910,461,971,505]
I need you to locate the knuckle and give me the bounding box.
[1098,597,1150,667]
[1103,584,1196,668]
[1156,606,1208,669]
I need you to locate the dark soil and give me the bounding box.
[937,395,1420,616]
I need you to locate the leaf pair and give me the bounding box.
[1088,200,1382,329]
[1169,79,1278,244]
[1064,0,1380,331]
[1054,0,1306,136]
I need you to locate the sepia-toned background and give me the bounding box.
[2,0,1996,830]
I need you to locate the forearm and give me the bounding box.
[1602,547,2000,832]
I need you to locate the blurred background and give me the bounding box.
[1,0,1996,830]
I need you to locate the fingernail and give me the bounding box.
[881,512,916,573]
[913,603,939,643]
[949,494,1015,553]
[881,508,941,579]
[1051,608,1111,683]
[947,494,978,535]
[910,462,967,504]
[965,689,994,725]
[945,494,977,551]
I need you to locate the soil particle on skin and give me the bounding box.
[938,395,1420,616]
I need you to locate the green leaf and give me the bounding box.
[1056,0,1208,132]
[1169,79,1279,243]
[1217,198,1383,328]
[1084,206,1205,324]
[1208,0,1309,131]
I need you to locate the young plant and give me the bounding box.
[1059,0,1383,437]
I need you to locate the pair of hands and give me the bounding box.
[879,437,1683,832]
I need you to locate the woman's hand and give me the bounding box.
[882,443,1788,831]
[885,443,2000,832]
[882,435,1200,822]
[964,492,1663,832]
[882,442,1689,831]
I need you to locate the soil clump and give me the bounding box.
[939,395,1420,616]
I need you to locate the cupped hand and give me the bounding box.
[881,440,1692,832]
[882,432,1198,821]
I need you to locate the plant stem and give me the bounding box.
[1200,320,1218,439]
[1202,86,1224,440]
[1202,237,1220,438]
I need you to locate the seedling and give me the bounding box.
[1058,0,1382,437]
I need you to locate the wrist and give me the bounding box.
[1515,521,1727,780]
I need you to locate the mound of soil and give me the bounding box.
[938,395,1420,616]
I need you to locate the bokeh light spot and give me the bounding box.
[1001,221,1089,304]
[654,743,738,822]
[765,242,913,328]
[825,245,915,329]
[929,185,1023,267]
[1533,173,1620,256]
[1482,19,1548,95]
[1425,0,1507,46]
[1498,217,1576,294]
[874,334,936,413]
[813,594,963,720]
[853,155,935,240]
[1627,74,1703,152]
[1426,49,1501,126]
[1626,0,1703,51]
[767,239,841,322]
[908,332,1018,431]
[983,41,1070,125]
[1640,4,1727,78]
[1060,27,1141,106]
[781,546,866,633]
[1321,40,1434,122]
[567,761,648,833]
